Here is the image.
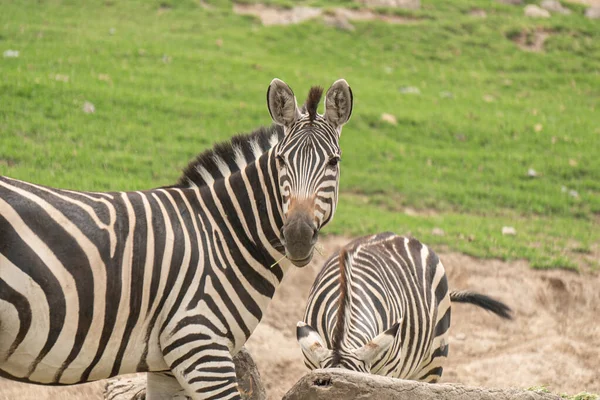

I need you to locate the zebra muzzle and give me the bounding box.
[281,213,318,267]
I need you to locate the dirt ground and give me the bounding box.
[1,235,599,399]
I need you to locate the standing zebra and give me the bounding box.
[297,232,511,382]
[0,78,353,399]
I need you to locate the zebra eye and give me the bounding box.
[328,156,340,167]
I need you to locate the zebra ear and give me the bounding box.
[324,79,353,132]
[354,322,399,365]
[267,78,301,128]
[297,321,331,366]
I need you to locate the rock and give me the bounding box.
[534,123,543,132]
[357,0,420,9]
[83,101,95,114]
[3,49,19,58]
[527,168,538,178]
[540,0,571,14]
[469,9,487,17]
[432,227,445,236]
[103,348,266,400]
[502,226,517,236]
[282,369,563,400]
[323,15,356,31]
[524,5,551,18]
[455,333,466,341]
[585,6,600,19]
[399,86,420,94]
[380,113,397,125]
[568,190,579,199]
[496,0,522,4]
[440,91,454,98]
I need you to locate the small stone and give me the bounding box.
[502,226,517,236]
[568,190,579,199]
[561,186,567,193]
[3,50,19,58]
[82,101,95,114]
[109,27,116,35]
[98,73,111,82]
[358,0,420,9]
[384,66,393,74]
[540,0,571,14]
[483,94,495,103]
[455,333,466,341]
[324,16,355,31]
[215,38,223,47]
[585,6,600,19]
[495,0,522,4]
[381,113,397,125]
[568,159,578,167]
[54,74,69,82]
[534,123,543,132]
[399,86,420,95]
[455,134,466,142]
[432,228,445,236]
[440,91,454,98]
[162,54,172,64]
[469,9,487,17]
[527,168,538,178]
[524,5,551,18]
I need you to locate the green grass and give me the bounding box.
[1,0,598,269]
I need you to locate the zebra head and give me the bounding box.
[296,321,400,373]
[267,78,353,267]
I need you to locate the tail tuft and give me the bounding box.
[450,290,513,319]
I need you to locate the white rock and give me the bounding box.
[3,50,19,58]
[540,0,571,14]
[432,228,445,236]
[399,86,420,94]
[358,0,420,9]
[524,4,551,18]
[502,226,517,236]
[83,101,96,114]
[568,190,579,199]
[527,168,538,178]
[381,113,397,125]
[455,333,466,341]
[585,6,600,19]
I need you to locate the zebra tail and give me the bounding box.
[449,290,513,319]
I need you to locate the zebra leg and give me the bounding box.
[147,372,189,400]
[164,342,241,400]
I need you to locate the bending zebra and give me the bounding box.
[297,232,511,382]
[0,78,353,400]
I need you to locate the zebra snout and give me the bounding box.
[281,216,318,267]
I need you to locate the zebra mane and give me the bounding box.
[301,86,323,123]
[332,244,355,355]
[175,124,285,188]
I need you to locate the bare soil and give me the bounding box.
[1,235,598,399]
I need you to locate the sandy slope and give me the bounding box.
[1,235,598,399]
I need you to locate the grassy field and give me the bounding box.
[1,0,598,269]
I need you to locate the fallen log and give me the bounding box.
[104,347,266,400]
[282,369,562,400]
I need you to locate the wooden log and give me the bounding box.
[104,348,266,400]
[282,369,562,400]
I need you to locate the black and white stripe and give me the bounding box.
[0,78,353,399]
[297,232,511,382]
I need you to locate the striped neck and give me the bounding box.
[206,148,290,281]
